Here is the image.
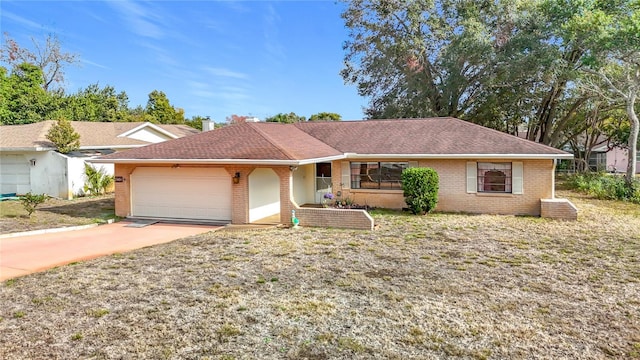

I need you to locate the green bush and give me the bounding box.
[566,172,640,204]
[401,167,439,214]
[20,192,48,217]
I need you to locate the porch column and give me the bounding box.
[226,166,254,224]
[274,166,297,226]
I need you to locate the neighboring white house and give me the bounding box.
[0,121,199,199]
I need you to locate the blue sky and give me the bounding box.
[1,0,367,122]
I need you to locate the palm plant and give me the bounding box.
[83,163,114,196]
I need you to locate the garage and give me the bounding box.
[130,167,232,221]
[0,154,31,194]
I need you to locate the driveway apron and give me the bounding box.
[0,222,219,281]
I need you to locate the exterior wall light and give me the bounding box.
[30,159,36,166]
[233,172,241,184]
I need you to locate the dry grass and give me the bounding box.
[0,195,116,234]
[0,190,639,359]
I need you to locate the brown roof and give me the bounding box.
[295,117,569,155]
[96,117,571,163]
[0,121,199,149]
[98,122,342,161]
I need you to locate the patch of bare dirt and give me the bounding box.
[0,192,638,359]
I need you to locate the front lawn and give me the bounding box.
[0,190,638,359]
[0,195,116,234]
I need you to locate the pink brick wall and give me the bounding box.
[541,199,578,220]
[114,159,566,229]
[294,207,374,230]
[333,159,556,216]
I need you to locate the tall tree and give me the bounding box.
[575,0,640,182]
[0,63,50,124]
[1,33,79,91]
[62,83,131,122]
[309,112,342,121]
[340,0,635,148]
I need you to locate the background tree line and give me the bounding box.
[0,33,203,129]
[0,33,344,131]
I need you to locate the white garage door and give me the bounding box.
[131,167,232,221]
[0,154,30,194]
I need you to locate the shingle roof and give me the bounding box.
[95,117,571,163]
[98,122,343,161]
[295,117,569,155]
[0,121,199,149]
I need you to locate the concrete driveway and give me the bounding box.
[0,221,220,281]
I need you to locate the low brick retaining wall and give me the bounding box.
[294,207,374,230]
[541,198,578,221]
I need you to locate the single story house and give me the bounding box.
[590,144,639,173]
[92,117,577,230]
[0,121,199,199]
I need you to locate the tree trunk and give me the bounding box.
[626,92,638,185]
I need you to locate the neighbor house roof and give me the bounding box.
[0,121,199,151]
[94,118,572,165]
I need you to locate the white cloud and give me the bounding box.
[1,10,44,31]
[263,4,286,65]
[81,58,109,69]
[107,0,164,39]
[203,67,249,80]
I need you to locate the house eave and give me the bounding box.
[344,153,574,160]
[78,145,147,150]
[297,154,347,165]
[89,158,307,166]
[0,147,53,152]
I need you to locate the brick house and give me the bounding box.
[93,118,577,230]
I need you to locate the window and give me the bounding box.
[350,162,407,189]
[477,162,512,193]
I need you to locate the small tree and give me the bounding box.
[401,167,439,215]
[20,192,48,217]
[265,112,306,123]
[46,118,80,153]
[83,163,114,195]
[309,112,342,121]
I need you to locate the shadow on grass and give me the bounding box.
[39,197,115,221]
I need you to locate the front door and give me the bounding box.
[315,162,332,203]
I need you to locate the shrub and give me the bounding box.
[83,163,114,195]
[566,172,640,204]
[20,192,48,217]
[401,167,439,214]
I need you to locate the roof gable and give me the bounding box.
[0,121,199,150]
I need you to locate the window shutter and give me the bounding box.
[466,162,477,193]
[341,161,350,189]
[512,162,523,194]
[408,161,418,168]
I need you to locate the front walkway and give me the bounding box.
[0,221,219,281]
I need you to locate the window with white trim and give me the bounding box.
[350,162,408,189]
[466,161,523,195]
[477,162,512,193]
